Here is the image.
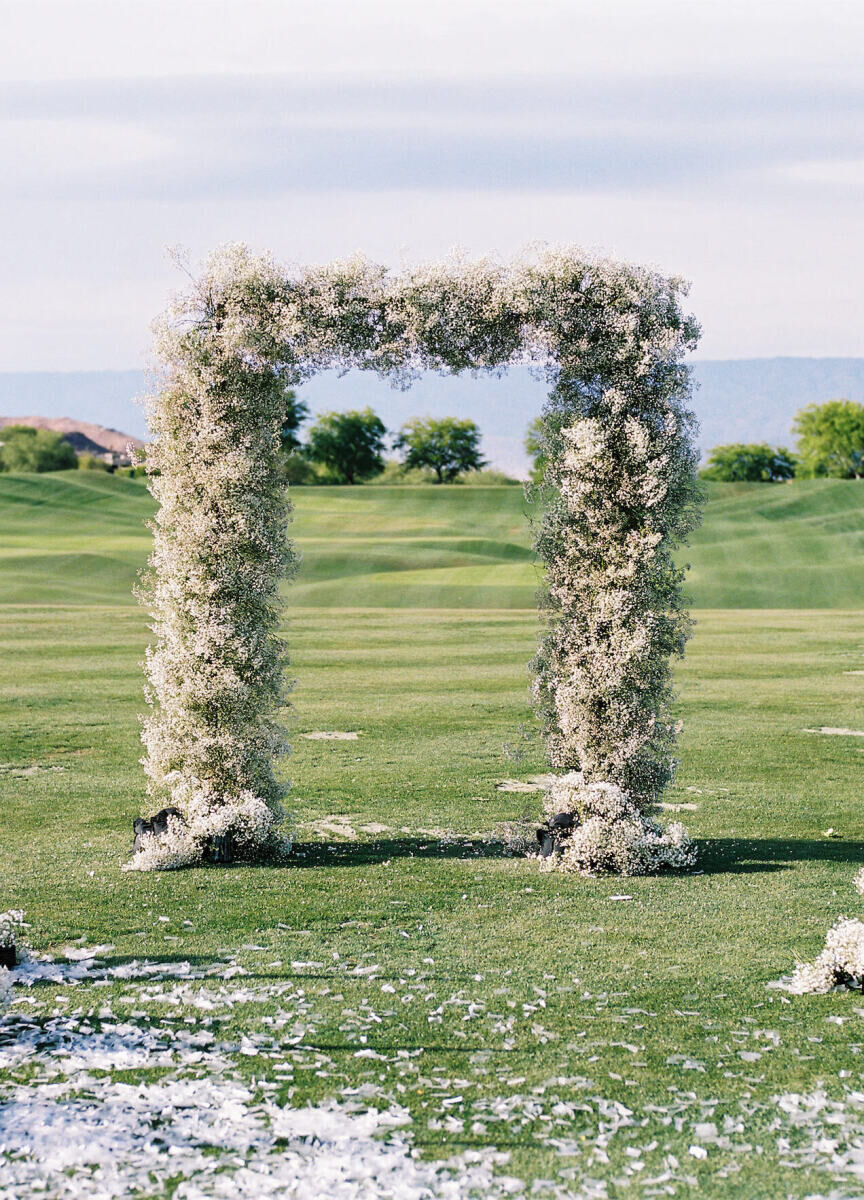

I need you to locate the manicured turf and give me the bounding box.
[4,470,864,608]
[3,473,864,1196]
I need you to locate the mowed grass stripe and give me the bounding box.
[3,472,864,608]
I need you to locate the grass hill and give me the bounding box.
[1,471,863,609]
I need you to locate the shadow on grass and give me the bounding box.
[697,837,864,875]
[218,835,864,874]
[286,836,514,868]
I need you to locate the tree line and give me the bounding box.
[0,398,491,485]
[699,400,864,482]
[278,391,489,485]
[7,394,864,485]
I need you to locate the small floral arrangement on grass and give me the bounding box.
[124,791,293,872]
[0,909,27,959]
[0,911,29,1008]
[784,872,864,994]
[537,774,696,876]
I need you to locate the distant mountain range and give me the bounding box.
[1,358,862,478]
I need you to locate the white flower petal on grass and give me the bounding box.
[804,727,864,737]
[300,731,361,741]
[0,1058,525,1200]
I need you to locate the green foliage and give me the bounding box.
[458,468,520,486]
[524,416,547,483]
[279,387,310,455]
[700,442,796,482]
[281,452,321,485]
[77,453,112,472]
[393,416,485,483]
[794,399,864,478]
[304,407,387,484]
[0,425,77,473]
[365,460,436,485]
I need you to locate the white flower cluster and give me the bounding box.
[0,909,27,1013]
[133,253,300,870]
[140,244,698,868]
[540,773,696,876]
[787,874,864,994]
[788,917,864,994]
[123,794,292,872]
[0,908,26,949]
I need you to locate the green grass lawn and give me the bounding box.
[3,473,864,1197]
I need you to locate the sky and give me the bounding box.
[1,0,863,370]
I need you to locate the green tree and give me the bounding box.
[303,407,387,484]
[699,442,796,483]
[393,416,485,483]
[525,416,547,483]
[279,388,310,455]
[793,399,864,478]
[0,425,77,472]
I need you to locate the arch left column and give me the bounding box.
[130,250,296,870]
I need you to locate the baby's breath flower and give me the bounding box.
[0,911,30,1009]
[0,909,27,949]
[784,874,864,994]
[540,774,696,876]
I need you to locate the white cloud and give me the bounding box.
[3,0,863,83]
[0,0,862,367]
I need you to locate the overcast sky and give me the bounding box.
[2,0,862,369]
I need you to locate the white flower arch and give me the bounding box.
[131,245,701,871]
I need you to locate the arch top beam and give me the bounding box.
[157,243,699,384]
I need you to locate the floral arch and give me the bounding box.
[131,245,701,872]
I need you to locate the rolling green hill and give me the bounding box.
[1,471,863,608]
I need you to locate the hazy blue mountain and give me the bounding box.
[2,358,863,478]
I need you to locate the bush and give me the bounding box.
[365,460,433,485]
[0,426,77,473]
[700,442,796,482]
[365,462,521,487]
[281,453,321,485]
[77,453,112,472]
[458,468,521,486]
